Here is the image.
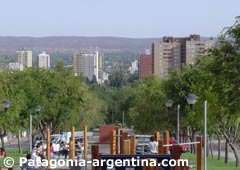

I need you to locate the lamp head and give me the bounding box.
[186,94,198,105]
[35,105,42,113]
[165,99,174,108]
[2,100,11,111]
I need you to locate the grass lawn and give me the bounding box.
[0,148,29,167]
[182,152,240,170]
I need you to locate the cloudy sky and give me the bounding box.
[0,0,239,37]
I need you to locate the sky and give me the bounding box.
[0,0,239,38]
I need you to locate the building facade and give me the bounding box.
[128,60,138,75]
[152,42,181,78]
[16,49,32,68]
[186,40,215,64]
[98,52,104,81]
[163,34,200,64]
[73,51,103,83]
[139,53,152,79]
[37,51,50,69]
[7,62,24,71]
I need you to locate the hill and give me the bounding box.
[0,36,161,55]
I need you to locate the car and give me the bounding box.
[135,135,151,154]
[136,144,149,154]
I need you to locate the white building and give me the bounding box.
[16,49,32,68]
[128,60,138,74]
[7,62,24,71]
[37,51,50,69]
[73,51,103,83]
[102,71,109,82]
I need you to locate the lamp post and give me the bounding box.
[186,94,207,170]
[1,100,12,111]
[165,100,180,143]
[29,105,42,151]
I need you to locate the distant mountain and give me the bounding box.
[0,36,162,55]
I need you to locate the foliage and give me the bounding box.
[0,62,107,145]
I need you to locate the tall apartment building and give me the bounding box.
[186,40,215,64]
[139,51,152,79]
[163,34,200,63]
[16,49,32,68]
[152,42,181,78]
[98,52,104,81]
[73,51,103,83]
[37,51,50,69]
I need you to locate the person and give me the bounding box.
[148,136,158,154]
[169,136,176,144]
[36,142,44,159]
[21,153,35,170]
[31,147,41,163]
[169,136,176,155]
[60,141,69,159]
[0,147,6,157]
[76,138,84,153]
[50,143,54,158]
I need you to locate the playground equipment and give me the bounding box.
[43,124,202,170]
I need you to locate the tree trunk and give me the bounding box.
[209,135,213,158]
[225,139,229,164]
[17,130,22,154]
[190,129,195,154]
[228,141,240,167]
[0,136,5,148]
[223,130,240,167]
[217,134,221,160]
[207,135,209,157]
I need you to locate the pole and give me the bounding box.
[123,111,124,128]
[204,100,207,170]
[177,105,180,143]
[112,111,114,124]
[46,129,50,170]
[196,136,202,170]
[29,114,32,151]
[84,125,88,160]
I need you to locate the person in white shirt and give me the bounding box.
[148,136,158,154]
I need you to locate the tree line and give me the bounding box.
[104,18,240,166]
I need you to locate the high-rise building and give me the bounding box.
[152,42,181,78]
[163,34,200,63]
[73,51,103,83]
[16,49,32,68]
[98,52,104,81]
[186,40,215,64]
[139,50,152,79]
[37,51,50,69]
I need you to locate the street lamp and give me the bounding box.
[29,105,42,151]
[1,100,12,111]
[165,100,174,109]
[186,93,207,170]
[165,100,180,143]
[185,94,198,109]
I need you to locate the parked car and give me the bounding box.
[135,135,151,154]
